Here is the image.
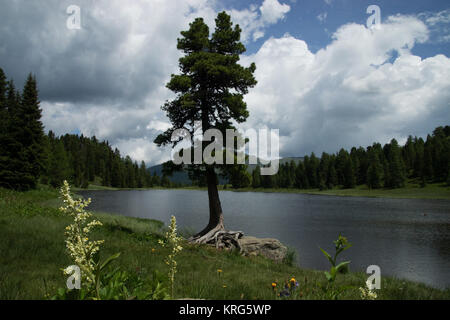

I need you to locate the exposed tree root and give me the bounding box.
[189,226,244,251]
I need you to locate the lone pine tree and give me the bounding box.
[154,12,257,242]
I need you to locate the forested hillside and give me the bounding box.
[42,132,170,189]
[0,68,171,190]
[250,127,450,190]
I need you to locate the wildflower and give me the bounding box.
[151,248,156,253]
[271,282,277,291]
[289,277,299,288]
[59,180,104,286]
[159,215,183,298]
[359,279,378,300]
[217,269,223,273]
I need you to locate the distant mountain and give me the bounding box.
[148,163,193,184]
[148,156,305,185]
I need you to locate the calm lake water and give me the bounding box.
[78,189,450,289]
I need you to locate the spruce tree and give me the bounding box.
[327,160,338,189]
[152,172,161,186]
[138,161,147,188]
[294,161,308,189]
[17,74,46,189]
[385,139,406,188]
[366,146,383,189]
[307,153,319,188]
[252,165,261,188]
[319,153,331,190]
[48,139,71,187]
[343,156,356,189]
[0,79,37,190]
[423,136,434,181]
[0,69,9,186]
[447,165,450,187]
[0,68,7,128]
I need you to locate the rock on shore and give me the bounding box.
[238,236,287,262]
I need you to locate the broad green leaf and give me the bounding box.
[100,252,121,271]
[319,247,335,266]
[336,261,351,272]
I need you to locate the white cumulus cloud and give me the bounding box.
[240,15,450,157]
[229,0,291,42]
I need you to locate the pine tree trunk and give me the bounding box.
[189,165,243,248]
[194,166,224,238]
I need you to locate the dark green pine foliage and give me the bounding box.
[0,68,7,132]
[0,74,44,190]
[0,69,9,186]
[294,160,308,189]
[0,80,21,189]
[152,172,161,187]
[327,159,338,189]
[384,139,406,188]
[354,147,368,185]
[161,175,171,188]
[252,165,261,188]
[19,74,46,189]
[306,153,319,188]
[403,136,416,177]
[350,147,360,186]
[366,144,383,189]
[413,137,425,178]
[43,133,157,189]
[138,161,147,188]
[228,164,251,189]
[318,152,331,190]
[250,127,448,191]
[343,157,356,189]
[423,135,434,181]
[154,12,257,236]
[336,149,355,189]
[447,164,450,187]
[47,135,71,187]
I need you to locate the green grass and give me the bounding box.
[0,187,449,300]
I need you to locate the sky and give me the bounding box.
[0,0,449,165]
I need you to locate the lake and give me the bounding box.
[78,189,450,289]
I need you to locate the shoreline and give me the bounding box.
[76,182,450,200]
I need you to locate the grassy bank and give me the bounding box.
[228,181,450,200]
[1,186,449,300]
